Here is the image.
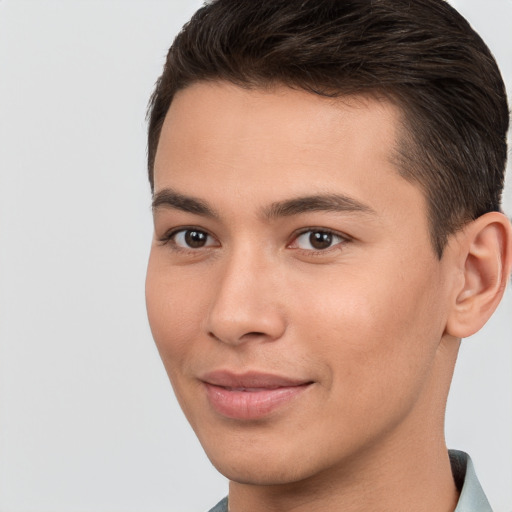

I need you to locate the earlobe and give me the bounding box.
[446,212,512,339]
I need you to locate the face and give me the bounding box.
[146,82,456,486]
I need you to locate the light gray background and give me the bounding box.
[0,1,510,511]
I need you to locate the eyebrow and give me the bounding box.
[152,188,376,220]
[263,194,376,219]
[152,188,218,218]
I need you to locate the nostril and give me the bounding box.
[208,330,268,345]
[208,331,221,341]
[245,332,265,337]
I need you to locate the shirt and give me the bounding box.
[207,450,492,512]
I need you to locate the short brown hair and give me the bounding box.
[147,0,509,257]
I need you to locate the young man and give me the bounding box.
[144,1,512,511]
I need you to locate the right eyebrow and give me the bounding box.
[152,188,218,218]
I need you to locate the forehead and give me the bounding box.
[153,81,426,229]
[156,82,401,174]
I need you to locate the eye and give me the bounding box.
[169,228,218,249]
[290,229,346,251]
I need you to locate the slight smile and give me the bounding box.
[201,371,314,420]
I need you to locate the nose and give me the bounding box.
[205,248,287,346]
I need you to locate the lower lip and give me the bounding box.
[204,383,311,420]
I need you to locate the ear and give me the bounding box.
[446,212,512,339]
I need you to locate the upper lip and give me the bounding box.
[200,370,312,389]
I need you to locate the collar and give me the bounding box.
[450,450,493,512]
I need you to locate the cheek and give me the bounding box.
[145,256,206,372]
[145,260,213,424]
[288,261,445,396]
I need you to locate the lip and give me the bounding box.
[201,371,313,420]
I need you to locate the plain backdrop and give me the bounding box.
[0,1,510,511]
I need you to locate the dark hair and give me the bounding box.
[147,0,509,257]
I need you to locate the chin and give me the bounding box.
[199,432,332,487]
[211,455,310,486]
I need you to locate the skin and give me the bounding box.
[146,81,508,512]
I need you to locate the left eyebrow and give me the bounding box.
[262,194,376,220]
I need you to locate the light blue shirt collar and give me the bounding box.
[451,450,492,512]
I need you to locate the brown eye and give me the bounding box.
[292,229,345,251]
[172,229,217,249]
[185,230,208,248]
[309,231,333,250]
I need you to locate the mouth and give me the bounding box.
[200,371,314,420]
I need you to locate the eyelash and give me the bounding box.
[288,228,349,254]
[158,227,218,252]
[158,227,350,254]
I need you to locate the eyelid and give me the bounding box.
[288,227,350,251]
[158,226,220,249]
